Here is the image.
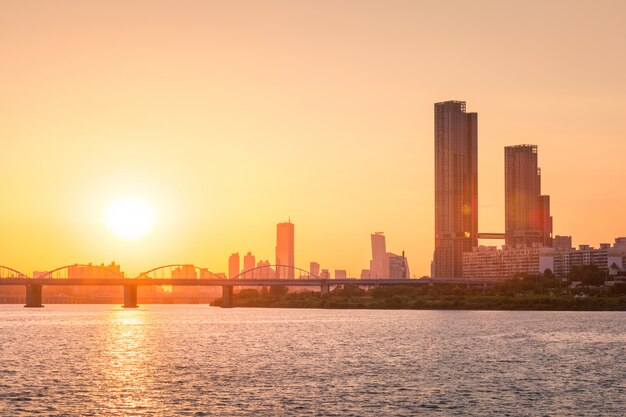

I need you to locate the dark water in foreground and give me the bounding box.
[0,306,624,416]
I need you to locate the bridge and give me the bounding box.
[0,264,493,308]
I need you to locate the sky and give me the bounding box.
[1,0,625,277]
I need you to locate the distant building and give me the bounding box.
[276,221,295,279]
[463,244,548,280]
[320,269,330,279]
[462,246,505,280]
[433,100,478,278]
[370,232,387,278]
[309,262,320,278]
[254,260,274,278]
[540,239,626,276]
[334,270,347,279]
[553,235,573,251]
[504,145,553,247]
[171,265,197,296]
[243,252,255,278]
[67,262,124,279]
[228,252,240,279]
[360,269,371,279]
[172,265,197,279]
[463,238,626,279]
[387,253,410,279]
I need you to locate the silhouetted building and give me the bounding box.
[360,269,370,279]
[334,270,347,279]
[387,252,410,279]
[243,252,255,278]
[228,252,240,279]
[320,269,330,279]
[172,265,197,297]
[255,260,274,278]
[276,220,295,279]
[433,100,478,278]
[309,262,320,278]
[370,232,387,278]
[504,145,553,247]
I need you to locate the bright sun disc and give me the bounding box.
[104,197,157,240]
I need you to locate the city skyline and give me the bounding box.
[2,1,626,277]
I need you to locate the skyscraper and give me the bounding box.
[228,252,240,279]
[433,100,478,278]
[504,145,553,247]
[275,220,295,279]
[370,232,387,278]
[243,251,255,278]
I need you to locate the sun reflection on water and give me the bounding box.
[94,307,157,416]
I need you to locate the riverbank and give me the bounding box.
[212,285,626,311]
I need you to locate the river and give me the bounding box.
[0,306,623,416]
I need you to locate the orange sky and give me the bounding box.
[1,0,625,277]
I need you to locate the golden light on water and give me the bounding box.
[98,308,155,413]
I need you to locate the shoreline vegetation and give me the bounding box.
[213,272,626,311]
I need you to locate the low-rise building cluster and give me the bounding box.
[463,236,626,280]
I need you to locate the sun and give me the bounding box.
[104,197,157,240]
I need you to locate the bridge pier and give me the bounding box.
[320,282,330,295]
[221,285,233,308]
[123,285,138,308]
[24,284,44,308]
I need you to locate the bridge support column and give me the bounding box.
[320,282,330,295]
[24,284,44,308]
[123,285,138,308]
[221,285,233,308]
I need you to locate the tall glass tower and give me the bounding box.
[504,145,552,247]
[433,101,478,278]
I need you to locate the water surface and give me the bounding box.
[0,306,623,416]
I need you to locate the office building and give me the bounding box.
[276,220,295,279]
[388,253,410,279]
[370,232,387,278]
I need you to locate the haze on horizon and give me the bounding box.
[1,0,625,277]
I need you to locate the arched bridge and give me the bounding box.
[233,264,320,280]
[0,266,28,279]
[0,263,493,309]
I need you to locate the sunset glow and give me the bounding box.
[1,0,625,276]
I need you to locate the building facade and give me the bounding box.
[463,238,626,280]
[433,100,478,278]
[504,145,553,247]
[462,244,548,280]
[541,239,626,276]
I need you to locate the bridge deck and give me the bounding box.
[0,278,492,286]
